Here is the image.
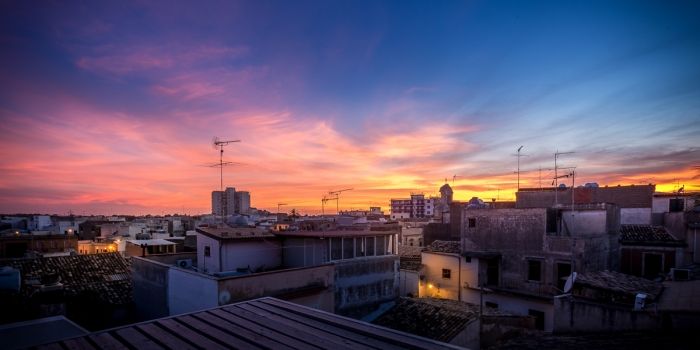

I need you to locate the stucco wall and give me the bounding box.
[221,240,281,272]
[621,208,651,225]
[281,237,327,267]
[399,269,419,297]
[553,295,661,332]
[168,268,218,316]
[334,255,398,316]
[216,264,335,312]
[462,289,555,332]
[131,257,171,320]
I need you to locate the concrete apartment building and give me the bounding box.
[390,194,435,220]
[390,184,454,221]
[131,223,400,319]
[516,184,654,224]
[414,204,621,331]
[212,187,253,215]
[274,223,400,316]
[234,190,251,214]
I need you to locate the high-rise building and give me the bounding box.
[211,191,224,216]
[235,191,251,214]
[225,187,236,215]
[212,187,250,216]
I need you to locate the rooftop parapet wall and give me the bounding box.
[517,185,655,209]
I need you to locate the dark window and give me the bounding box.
[468,218,476,228]
[376,236,386,256]
[366,237,375,256]
[465,256,472,263]
[528,309,545,330]
[342,238,354,259]
[556,262,572,291]
[528,260,542,282]
[204,246,211,257]
[485,302,499,309]
[669,198,684,212]
[355,238,365,257]
[331,238,342,260]
[487,259,500,286]
[442,269,451,279]
[643,253,663,278]
[546,209,558,233]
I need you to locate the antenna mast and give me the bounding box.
[328,188,353,214]
[554,150,574,206]
[211,137,240,223]
[513,146,528,191]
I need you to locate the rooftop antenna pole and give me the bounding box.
[328,188,353,215]
[554,150,574,207]
[516,146,524,191]
[212,137,240,224]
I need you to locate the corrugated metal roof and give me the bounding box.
[35,297,464,350]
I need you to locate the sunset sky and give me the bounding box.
[1,1,699,215]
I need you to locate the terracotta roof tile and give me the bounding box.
[619,225,685,246]
[425,240,460,254]
[3,253,132,305]
[373,297,480,343]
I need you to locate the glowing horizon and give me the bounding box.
[1,1,698,216]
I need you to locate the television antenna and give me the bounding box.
[512,146,528,191]
[211,137,240,222]
[327,188,353,214]
[554,150,575,206]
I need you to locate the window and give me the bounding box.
[556,262,572,291]
[464,256,472,263]
[331,238,342,260]
[204,246,211,257]
[342,237,354,259]
[485,302,499,309]
[669,198,684,212]
[527,259,542,282]
[442,268,451,279]
[528,309,545,330]
[376,236,386,256]
[366,237,375,256]
[355,237,365,257]
[468,218,476,228]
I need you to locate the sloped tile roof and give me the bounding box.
[425,240,461,254]
[399,245,423,258]
[400,259,422,271]
[373,297,479,343]
[575,270,663,300]
[619,225,685,247]
[2,252,132,305]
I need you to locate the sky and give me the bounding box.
[1,0,699,215]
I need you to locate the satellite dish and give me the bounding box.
[563,271,577,293]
